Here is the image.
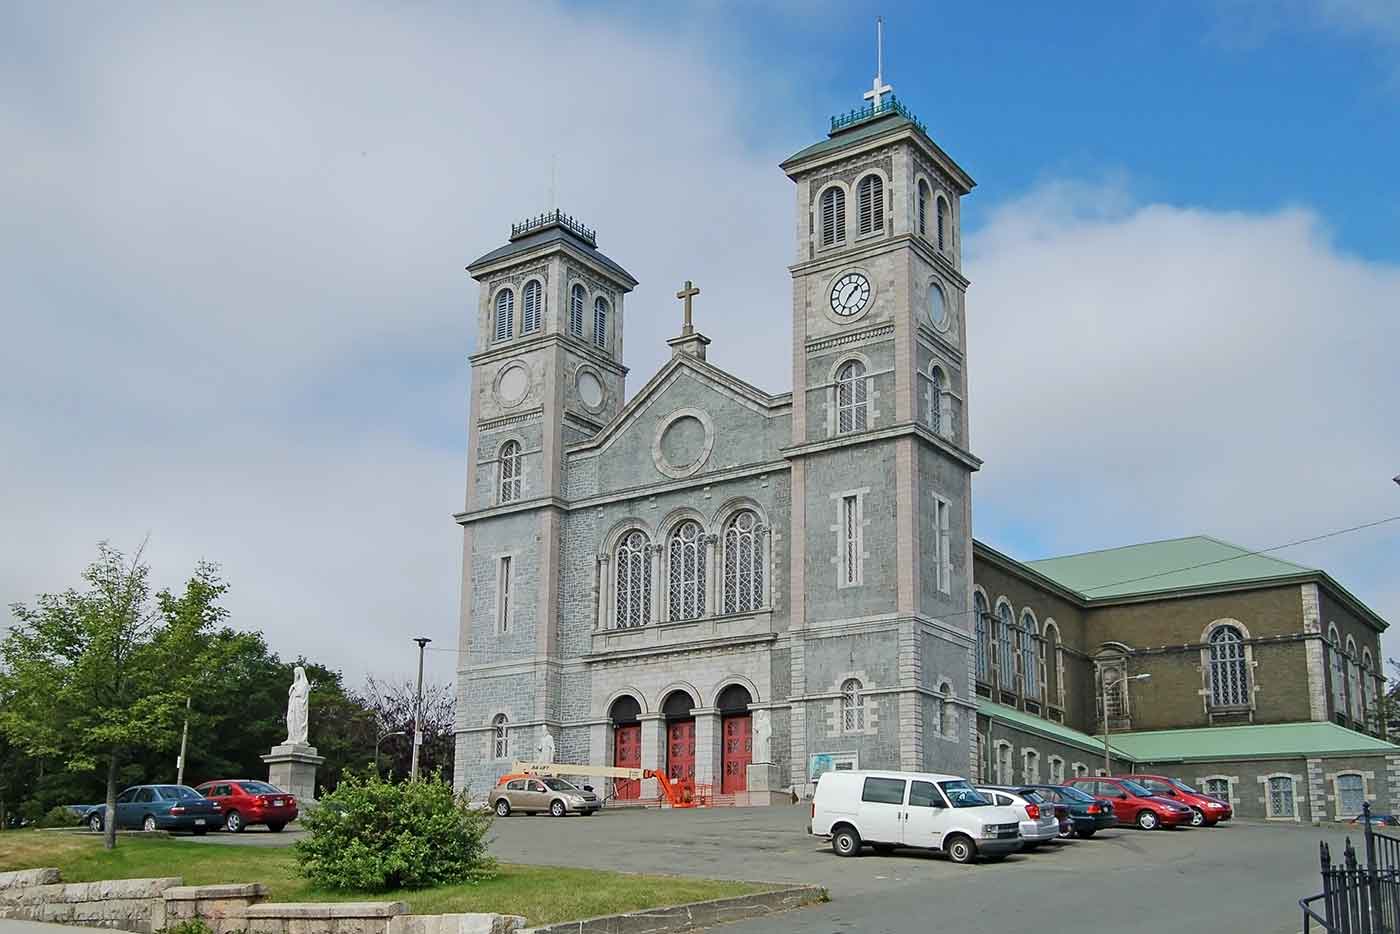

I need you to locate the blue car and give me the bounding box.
[84,785,222,835]
[1018,783,1118,838]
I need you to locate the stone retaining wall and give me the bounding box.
[0,874,181,932]
[521,884,827,934]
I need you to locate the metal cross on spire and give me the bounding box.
[863,16,892,110]
[676,280,700,335]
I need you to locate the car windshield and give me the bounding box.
[156,786,201,800]
[939,780,990,808]
[239,781,279,794]
[1054,785,1097,803]
[1120,780,1155,797]
[1171,780,1199,794]
[542,778,577,792]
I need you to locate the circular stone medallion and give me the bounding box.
[652,408,716,479]
[576,370,604,409]
[496,363,529,406]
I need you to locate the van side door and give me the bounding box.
[901,779,949,849]
[857,777,907,845]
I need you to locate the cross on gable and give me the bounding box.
[676,280,700,334]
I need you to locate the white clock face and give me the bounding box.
[830,273,871,317]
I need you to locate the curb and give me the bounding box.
[520,884,827,934]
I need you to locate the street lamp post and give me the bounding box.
[410,637,432,780]
[375,730,406,778]
[1102,672,1151,776]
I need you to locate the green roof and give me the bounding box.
[1109,721,1398,763]
[979,699,1129,757]
[1026,535,1315,600]
[781,111,921,167]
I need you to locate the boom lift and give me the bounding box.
[504,760,705,808]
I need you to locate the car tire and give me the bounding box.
[1189,808,1205,827]
[550,800,567,818]
[945,834,976,865]
[143,815,157,833]
[87,813,103,832]
[1137,810,1160,831]
[267,822,286,833]
[831,825,861,857]
[1079,828,1096,839]
[225,810,245,833]
[872,843,896,855]
[494,799,511,817]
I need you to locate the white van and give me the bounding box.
[809,770,1023,864]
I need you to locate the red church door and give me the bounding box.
[721,714,752,794]
[667,720,696,785]
[613,724,641,800]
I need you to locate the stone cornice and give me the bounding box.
[782,422,983,471]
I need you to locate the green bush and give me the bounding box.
[293,771,494,891]
[33,805,79,828]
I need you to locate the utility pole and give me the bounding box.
[410,637,432,780]
[176,694,191,785]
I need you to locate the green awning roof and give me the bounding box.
[979,699,1129,757]
[1025,535,1315,600]
[1109,721,1398,763]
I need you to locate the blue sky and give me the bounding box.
[1,0,1397,685]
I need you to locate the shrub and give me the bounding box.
[293,771,494,891]
[33,805,79,828]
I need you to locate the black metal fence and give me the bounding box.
[1303,803,1400,933]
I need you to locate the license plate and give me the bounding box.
[195,819,205,825]
[273,799,283,807]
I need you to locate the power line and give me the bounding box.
[417,512,1400,654]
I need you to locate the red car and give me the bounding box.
[1122,774,1233,827]
[1069,777,1194,830]
[194,779,298,833]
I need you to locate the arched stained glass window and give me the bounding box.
[835,361,868,433]
[498,441,521,503]
[1209,625,1249,707]
[841,678,865,732]
[668,520,706,621]
[614,531,651,629]
[1329,627,1346,716]
[492,714,509,759]
[927,366,945,435]
[997,601,1016,689]
[722,510,762,614]
[974,592,989,680]
[1021,611,1040,699]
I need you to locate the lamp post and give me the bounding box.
[375,730,406,777]
[410,637,432,780]
[1102,672,1151,776]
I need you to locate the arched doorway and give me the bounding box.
[716,684,753,795]
[662,690,696,786]
[609,695,642,800]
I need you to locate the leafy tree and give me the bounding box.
[0,543,226,848]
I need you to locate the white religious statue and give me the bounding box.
[284,666,311,746]
[535,727,555,765]
[752,709,772,764]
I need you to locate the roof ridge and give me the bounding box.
[1028,534,1207,564]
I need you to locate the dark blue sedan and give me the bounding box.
[1018,783,1118,838]
[84,785,222,835]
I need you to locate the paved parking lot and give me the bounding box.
[192,803,1353,932]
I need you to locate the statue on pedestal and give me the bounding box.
[535,727,555,765]
[284,666,310,746]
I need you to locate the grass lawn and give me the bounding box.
[0,831,771,925]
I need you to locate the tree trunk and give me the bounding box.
[103,747,119,850]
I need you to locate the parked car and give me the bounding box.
[809,770,1024,864]
[1122,774,1233,827]
[976,786,1060,848]
[491,776,600,817]
[1020,783,1118,838]
[84,785,222,835]
[1349,813,1400,827]
[63,804,103,825]
[194,779,298,833]
[1069,777,1193,830]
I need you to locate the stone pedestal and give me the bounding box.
[744,762,790,806]
[261,743,324,804]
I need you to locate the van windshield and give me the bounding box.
[938,780,989,808]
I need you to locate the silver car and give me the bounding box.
[977,786,1059,848]
[491,776,600,817]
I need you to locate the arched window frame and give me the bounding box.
[1346,636,1363,722]
[994,740,1013,784]
[996,599,1016,691]
[925,364,948,436]
[1204,622,1251,709]
[613,529,653,629]
[916,178,931,237]
[498,440,522,504]
[521,279,542,334]
[1362,649,1379,731]
[1022,748,1040,783]
[938,681,955,738]
[1043,619,1064,710]
[1048,755,1065,784]
[856,173,884,237]
[818,184,847,248]
[833,359,869,435]
[721,508,764,615]
[1096,645,1132,727]
[840,678,865,733]
[491,713,509,760]
[973,590,990,682]
[1264,773,1299,820]
[593,296,609,349]
[569,284,586,337]
[666,519,707,622]
[1333,771,1368,821]
[1328,624,1347,718]
[935,194,950,254]
[494,287,515,342]
[1020,609,1040,700]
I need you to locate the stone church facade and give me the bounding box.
[452,95,981,802]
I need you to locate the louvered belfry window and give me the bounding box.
[593,297,608,348]
[917,180,930,236]
[835,361,867,433]
[723,510,763,614]
[494,288,514,341]
[569,284,586,336]
[668,520,706,621]
[1209,625,1249,707]
[937,196,949,252]
[857,175,884,236]
[522,281,541,333]
[614,531,651,628]
[820,187,846,247]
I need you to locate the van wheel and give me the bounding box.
[872,844,895,855]
[945,834,976,864]
[831,826,861,857]
[1137,810,1159,830]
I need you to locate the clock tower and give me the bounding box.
[778,52,983,779]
